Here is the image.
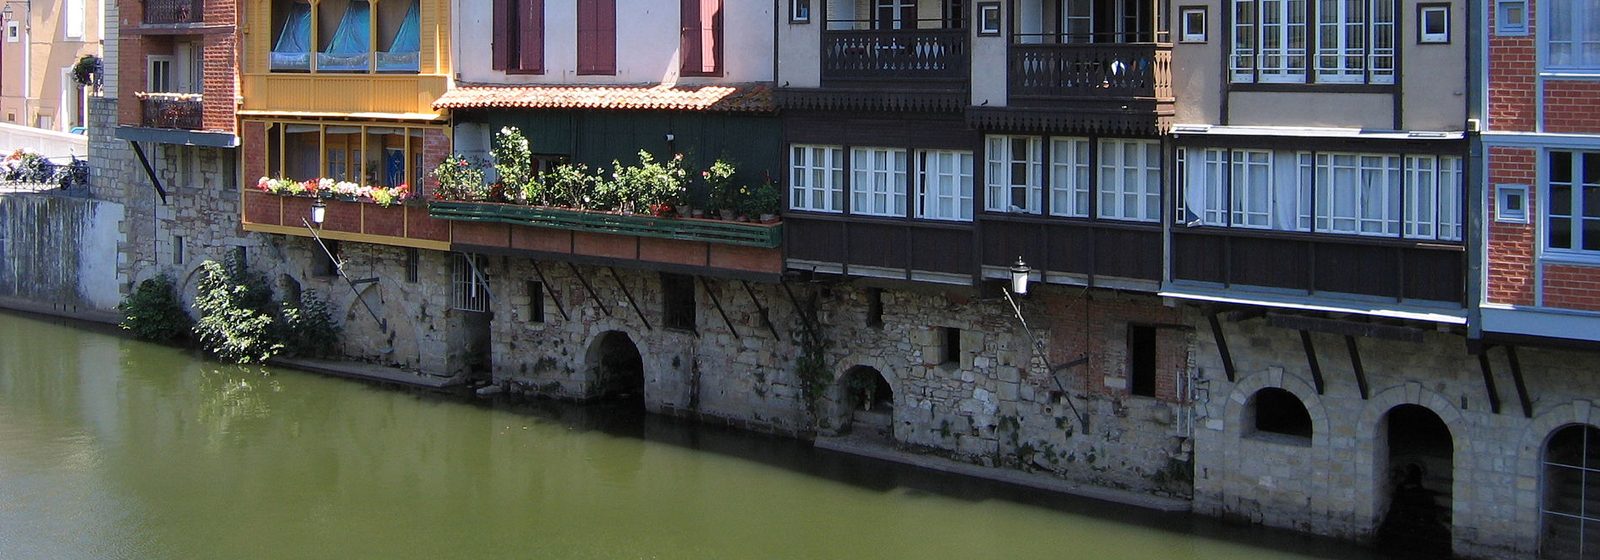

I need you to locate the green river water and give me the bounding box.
[0,310,1385,559]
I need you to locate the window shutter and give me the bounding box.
[681,0,703,73]
[597,0,617,74]
[700,0,720,74]
[492,0,510,70]
[518,0,543,72]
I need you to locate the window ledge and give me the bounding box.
[1540,70,1600,80]
[1540,252,1600,266]
[1228,82,1398,94]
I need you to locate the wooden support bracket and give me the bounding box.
[530,260,568,322]
[746,280,783,341]
[608,267,650,330]
[1207,311,1236,382]
[567,262,610,317]
[1477,352,1503,415]
[1299,330,1325,395]
[1345,335,1370,400]
[700,277,739,339]
[1508,345,1533,419]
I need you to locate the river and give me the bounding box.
[0,310,1386,559]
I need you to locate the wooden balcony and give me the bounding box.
[428,202,783,280]
[140,95,203,130]
[241,190,451,251]
[1170,229,1465,305]
[820,28,969,87]
[980,216,1162,286]
[239,74,448,117]
[785,213,975,284]
[142,0,203,24]
[969,42,1175,135]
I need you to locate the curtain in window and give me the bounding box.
[850,147,907,217]
[984,136,1042,214]
[916,150,973,221]
[1050,138,1091,217]
[790,145,844,213]
[1547,0,1600,68]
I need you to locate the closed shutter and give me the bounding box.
[518,0,543,72]
[577,0,616,74]
[492,0,510,70]
[680,0,702,73]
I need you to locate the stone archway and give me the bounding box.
[584,330,645,407]
[1375,404,1455,556]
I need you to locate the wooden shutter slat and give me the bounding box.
[518,0,543,72]
[491,0,510,70]
[598,0,616,74]
[681,0,702,73]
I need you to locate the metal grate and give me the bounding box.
[1543,425,1600,559]
[452,253,489,312]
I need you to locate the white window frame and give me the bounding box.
[1231,149,1274,228]
[65,0,85,39]
[850,147,908,217]
[1545,0,1600,71]
[1098,139,1162,222]
[1232,0,1394,84]
[1404,155,1439,239]
[1545,150,1600,255]
[147,55,174,93]
[1496,183,1529,224]
[1418,4,1449,44]
[1259,0,1308,83]
[5,21,18,43]
[1437,156,1463,240]
[789,144,844,213]
[915,149,974,221]
[985,135,1043,215]
[1050,137,1091,217]
[1314,152,1401,236]
[1180,6,1208,42]
[1180,147,1228,225]
[1495,0,1527,36]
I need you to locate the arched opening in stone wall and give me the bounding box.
[1248,387,1312,439]
[840,365,894,439]
[1376,404,1454,556]
[1541,424,1600,559]
[585,330,645,408]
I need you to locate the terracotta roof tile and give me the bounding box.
[434,84,774,113]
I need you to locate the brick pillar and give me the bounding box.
[422,128,450,199]
[1486,146,1536,306]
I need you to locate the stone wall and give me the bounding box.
[1190,313,1600,557]
[0,192,124,314]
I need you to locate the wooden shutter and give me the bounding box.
[680,0,720,75]
[680,0,702,73]
[517,0,543,72]
[492,0,510,70]
[577,0,615,75]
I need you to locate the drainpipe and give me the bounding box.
[1465,0,1484,342]
[770,0,779,85]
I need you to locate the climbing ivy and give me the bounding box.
[794,324,831,417]
[192,255,282,364]
[117,275,191,343]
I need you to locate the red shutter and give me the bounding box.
[700,0,720,75]
[492,0,510,70]
[597,0,616,74]
[680,0,702,74]
[517,0,543,72]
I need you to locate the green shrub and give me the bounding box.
[117,275,191,342]
[278,291,339,358]
[192,256,283,364]
[431,154,487,201]
[491,126,534,197]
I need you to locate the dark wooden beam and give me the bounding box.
[608,267,651,330]
[744,280,781,340]
[1345,335,1370,400]
[129,141,169,204]
[1507,345,1533,419]
[1476,352,1503,414]
[1266,312,1427,344]
[530,260,568,322]
[1299,330,1325,395]
[778,280,815,342]
[700,277,739,340]
[567,262,610,317]
[1207,311,1236,382]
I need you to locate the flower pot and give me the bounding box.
[690,209,705,218]
[759,213,778,223]
[720,208,738,221]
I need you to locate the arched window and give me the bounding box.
[1543,424,1600,558]
[1249,387,1312,438]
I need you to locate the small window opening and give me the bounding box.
[172,235,185,265]
[405,248,419,283]
[943,327,962,365]
[661,273,696,331]
[1128,325,1157,397]
[866,287,884,327]
[314,240,340,277]
[526,280,546,324]
[1252,387,1313,438]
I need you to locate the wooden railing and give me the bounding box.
[140,96,203,129]
[143,0,202,24]
[1171,229,1465,304]
[1008,43,1171,100]
[821,28,968,81]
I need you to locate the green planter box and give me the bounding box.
[429,201,782,249]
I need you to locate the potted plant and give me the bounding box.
[743,177,782,223]
[702,158,738,220]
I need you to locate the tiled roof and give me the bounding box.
[434,84,774,113]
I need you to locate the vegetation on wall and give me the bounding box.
[117,275,192,343]
[190,254,342,364]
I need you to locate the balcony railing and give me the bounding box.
[821,28,969,81]
[139,94,203,130]
[143,0,203,24]
[1009,42,1171,100]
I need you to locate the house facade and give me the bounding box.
[1,0,101,131]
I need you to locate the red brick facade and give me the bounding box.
[1487,0,1536,132]
[1043,294,1189,403]
[1544,81,1600,133]
[1487,147,1537,306]
[116,0,238,134]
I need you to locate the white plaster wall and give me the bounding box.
[456,0,776,85]
[970,4,1006,107]
[776,5,821,88]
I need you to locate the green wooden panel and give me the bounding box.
[430,201,782,248]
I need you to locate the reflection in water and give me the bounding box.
[0,311,1384,560]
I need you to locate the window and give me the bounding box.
[985,135,1042,214]
[1181,6,1208,42]
[874,0,915,30]
[452,253,490,312]
[1181,148,1228,226]
[1231,149,1274,228]
[148,56,174,92]
[850,147,908,217]
[1098,139,1162,222]
[1250,387,1312,438]
[1127,325,1157,397]
[526,281,546,323]
[916,149,974,221]
[493,0,545,73]
[1547,151,1600,253]
[1418,4,1449,44]
[790,0,811,23]
[65,0,85,39]
[942,327,961,364]
[173,235,185,265]
[1542,425,1600,558]
[5,21,17,42]
[1404,155,1463,239]
[1495,0,1527,36]
[1314,152,1401,235]
[257,121,435,197]
[1496,183,1529,223]
[1050,137,1091,217]
[790,145,844,212]
[314,240,341,277]
[1231,0,1394,84]
[681,0,722,76]
[978,2,1002,35]
[866,287,884,327]
[271,0,421,73]
[1547,0,1600,69]
[577,0,617,75]
[661,273,696,331]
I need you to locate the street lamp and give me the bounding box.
[1010,257,1030,297]
[310,199,327,225]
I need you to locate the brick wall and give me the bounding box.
[241,121,266,181]
[1488,0,1537,132]
[117,35,148,126]
[1543,80,1600,133]
[1044,293,1189,403]
[421,128,450,198]
[1487,146,1537,306]
[201,33,237,133]
[1543,263,1600,311]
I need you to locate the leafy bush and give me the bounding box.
[702,159,738,212]
[117,275,191,342]
[492,127,534,196]
[192,256,283,364]
[610,151,687,214]
[740,177,782,217]
[278,291,339,358]
[431,154,487,201]
[542,163,599,209]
